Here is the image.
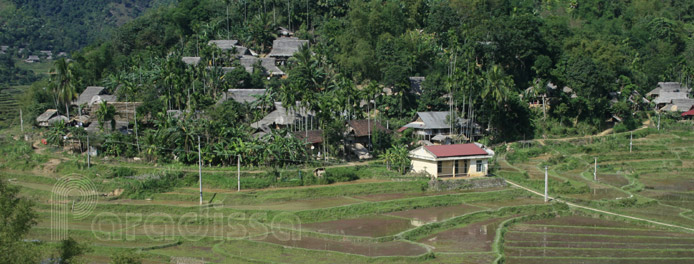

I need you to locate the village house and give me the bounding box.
[661,99,694,113]
[24,55,40,63]
[74,86,108,106]
[217,89,267,106]
[409,143,494,178]
[647,82,691,110]
[39,50,53,60]
[345,119,389,160]
[240,56,285,77]
[345,119,388,146]
[36,109,58,127]
[208,40,257,57]
[399,111,481,143]
[292,130,323,156]
[251,102,313,132]
[267,37,309,65]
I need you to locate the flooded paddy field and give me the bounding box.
[258,235,428,257]
[504,215,694,263]
[420,217,513,252]
[303,215,415,237]
[384,203,485,225]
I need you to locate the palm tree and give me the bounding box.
[50,58,76,119]
[482,65,512,105]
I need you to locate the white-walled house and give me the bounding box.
[409,143,494,178]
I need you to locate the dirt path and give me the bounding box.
[504,179,694,232]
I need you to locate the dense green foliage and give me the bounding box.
[0,177,39,264]
[0,0,173,51]
[17,0,694,166]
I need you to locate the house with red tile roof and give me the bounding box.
[408,143,494,178]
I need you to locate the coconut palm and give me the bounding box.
[50,58,76,119]
[482,65,513,105]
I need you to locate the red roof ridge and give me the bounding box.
[424,143,489,158]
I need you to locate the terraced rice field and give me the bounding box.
[504,216,694,264]
[6,125,694,263]
[4,151,548,263]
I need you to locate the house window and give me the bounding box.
[476,160,483,172]
[454,160,459,174]
[437,161,442,173]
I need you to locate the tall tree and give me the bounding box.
[50,58,77,119]
[0,178,39,264]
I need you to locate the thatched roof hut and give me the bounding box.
[268,37,308,58]
[36,109,58,127]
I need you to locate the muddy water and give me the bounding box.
[259,235,428,257]
[303,215,414,237]
[420,217,511,252]
[385,204,485,226]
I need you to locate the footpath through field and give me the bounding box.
[505,179,694,233]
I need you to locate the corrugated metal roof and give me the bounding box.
[424,143,489,158]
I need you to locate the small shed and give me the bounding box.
[36,109,58,127]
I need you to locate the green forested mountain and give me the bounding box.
[22,0,694,165]
[0,0,176,51]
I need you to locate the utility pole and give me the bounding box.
[135,109,140,153]
[657,113,661,131]
[594,157,597,181]
[630,132,633,153]
[198,136,203,205]
[87,136,90,169]
[19,108,23,134]
[237,155,241,192]
[544,166,548,203]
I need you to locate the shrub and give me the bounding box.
[108,167,136,178]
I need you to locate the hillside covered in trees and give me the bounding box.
[0,0,175,51]
[21,0,694,165]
